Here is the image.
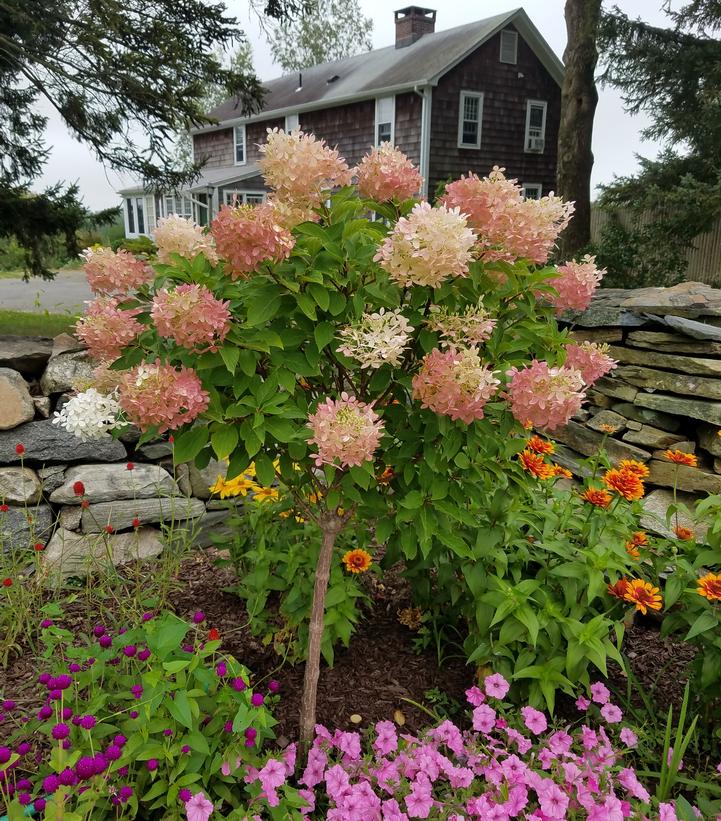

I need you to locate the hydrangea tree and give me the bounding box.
[59,130,611,745]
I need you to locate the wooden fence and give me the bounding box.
[590,207,721,286]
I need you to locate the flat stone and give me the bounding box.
[43,527,164,578]
[611,402,681,432]
[697,424,721,457]
[136,442,174,460]
[0,504,54,552]
[187,459,226,501]
[586,390,613,409]
[550,444,593,479]
[550,421,651,463]
[715,458,721,475]
[40,350,94,395]
[173,463,193,497]
[640,489,708,542]
[0,420,126,465]
[614,365,721,401]
[607,345,721,378]
[51,334,85,357]
[562,304,645,328]
[80,496,205,533]
[660,314,721,343]
[626,330,721,356]
[50,463,178,504]
[618,281,721,318]
[0,336,53,377]
[586,410,628,433]
[58,506,82,530]
[569,328,624,344]
[626,420,643,430]
[32,396,51,418]
[634,393,721,426]
[572,408,591,422]
[592,376,638,402]
[647,460,721,494]
[622,425,685,449]
[0,467,42,505]
[0,368,35,430]
[38,465,66,493]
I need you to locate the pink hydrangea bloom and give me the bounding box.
[548,254,605,314]
[307,393,384,468]
[82,247,153,295]
[75,297,143,362]
[258,128,353,209]
[374,202,476,288]
[154,215,218,265]
[184,792,213,821]
[564,341,617,386]
[355,143,423,202]
[151,284,230,352]
[506,360,585,431]
[590,682,611,705]
[520,706,547,735]
[211,203,294,279]
[440,167,574,264]
[484,673,510,699]
[412,347,499,424]
[118,363,209,433]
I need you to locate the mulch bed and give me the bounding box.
[1,548,697,744]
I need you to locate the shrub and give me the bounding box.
[112,236,158,257]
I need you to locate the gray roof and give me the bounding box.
[201,8,563,130]
[118,164,262,196]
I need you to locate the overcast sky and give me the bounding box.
[33,0,672,210]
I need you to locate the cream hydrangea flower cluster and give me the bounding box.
[337,309,413,369]
[154,214,218,265]
[82,247,153,295]
[426,300,497,348]
[52,389,122,440]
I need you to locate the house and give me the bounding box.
[119,6,563,239]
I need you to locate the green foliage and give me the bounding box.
[114,236,158,257]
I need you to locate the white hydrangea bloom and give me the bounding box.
[337,308,413,369]
[52,389,121,440]
[426,300,497,348]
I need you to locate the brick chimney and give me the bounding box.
[394,6,436,48]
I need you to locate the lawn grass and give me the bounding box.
[0,269,23,278]
[0,310,78,337]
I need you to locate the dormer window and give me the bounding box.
[234,125,246,165]
[500,29,518,64]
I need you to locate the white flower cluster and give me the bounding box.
[337,308,413,369]
[52,389,121,441]
[426,300,497,348]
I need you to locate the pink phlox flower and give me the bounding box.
[465,685,486,707]
[282,743,297,774]
[412,346,499,423]
[355,143,423,202]
[335,730,362,762]
[446,764,474,789]
[118,362,209,433]
[576,696,591,711]
[404,773,433,819]
[617,767,650,803]
[503,784,529,816]
[482,759,505,786]
[314,724,333,744]
[382,798,410,820]
[302,747,328,788]
[325,764,351,804]
[506,360,585,432]
[472,703,496,734]
[563,341,617,386]
[258,758,286,807]
[548,255,604,314]
[75,297,143,362]
[82,246,152,295]
[500,754,528,785]
[586,794,625,821]
[562,762,582,786]
[414,746,441,781]
[374,201,476,288]
[537,747,556,770]
[308,392,384,468]
[536,780,570,819]
[600,703,623,724]
[505,727,532,754]
[619,728,638,748]
[154,214,218,265]
[520,706,547,735]
[374,720,399,757]
[590,683,610,705]
[666,746,684,771]
[548,731,573,756]
[484,673,510,699]
[184,791,214,821]
[298,787,315,815]
[440,167,574,264]
[430,720,464,756]
[151,284,230,352]
[211,203,294,279]
[659,804,679,821]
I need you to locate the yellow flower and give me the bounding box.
[208,474,256,498]
[252,486,279,503]
[342,549,372,574]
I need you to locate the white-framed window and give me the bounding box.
[285,112,299,132]
[223,190,266,207]
[375,96,395,145]
[524,100,547,153]
[163,195,193,220]
[124,197,146,236]
[500,29,518,64]
[522,183,542,200]
[458,91,483,149]
[234,125,246,165]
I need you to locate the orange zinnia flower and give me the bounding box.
[623,579,663,615]
[342,549,372,574]
[527,435,555,455]
[551,464,572,479]
[625,531,648,559]
[618,460,650,480]
[663,449,698,467]
[607,578,630,600]
[674,525,694,541]
[697,572,721,602]
[377,466,395,485]
[625,543,640,560]
[598,423,618,434]
[582,487,613,508]
[518,449,554,479]
[603,468,645,501]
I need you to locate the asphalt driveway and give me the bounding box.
[0,269,93,314]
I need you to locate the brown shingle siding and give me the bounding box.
[394,92,422,168]
[299,100,375,167]
[193,128,234,168]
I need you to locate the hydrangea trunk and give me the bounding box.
[299,513,344,747]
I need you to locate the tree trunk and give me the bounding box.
[298,512,343,747]
[556,0,602,260]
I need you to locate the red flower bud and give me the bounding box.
[168,436,174,444]
[208,628,220,641]
[132,518,141,529]
[0,504,8,513]
[104,525,114,534]
[15,444,25,456]
[2,578,12,587]
[81,499,90,509]
[126,462,135,471]
[73,481,85,497]
[34,543,44,552]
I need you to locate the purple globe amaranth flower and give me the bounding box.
[268,680,280,694]
[16,742,31,756]
[119,627,127,635]
[245,738,255,748]
[62,739,72,750]
[231,677,246,692]
[163,729,173,737]
[114,734,127,746]
[130,685,143,699]
[62,707,73,720]
[105,744,122,761]
[251,692,264,707]
[34,799,46,812]
[93,624,105,637]
[0,747,10,764]
[244,727,257,739]
[223,721,233,733]
[192,610,205,624]
[18,793,31,806]
[53,674,73,690]
[137,648,151,661]
[92,754,107,774]
[16,778,31,790]
[129,710,139,719]
[38,673,51,685]
[99,635,112,648]
[72,715,82,726]
[216,662,227,677]
[48,689,62,701]
[37,705,52,721]
[122,645,137,657]
[179,788,192,802]
[58,768,77,786]
[117,766,129,777]
[142,612,154,621]
[75,757,96,779]
[119,786,133,803]
[146,758,159,772]
[181,745,191,754]
[40,619,53,629]
[2,699,16,711]
[42,774,60,793]
[51,723,70,740]
[182,644,194,653]
[68,663,81,673]
[79,715,96,730]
